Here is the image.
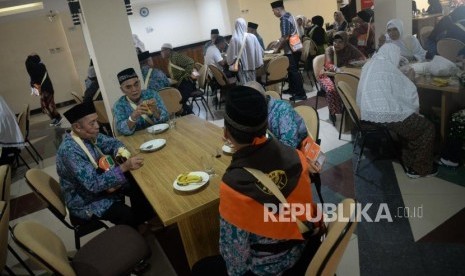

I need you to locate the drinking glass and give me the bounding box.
[201,154,215,175]
[169,113,177,129]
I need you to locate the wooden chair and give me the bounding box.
[25,168,109,249]
[293,106,323,203]
[313,54,325,109]
[12,221,150,276]
[71,91,83,104]
[266,40,279,51]
[334,73,360,140]
[305,198,358,276]
[265,90,281,99]
[208,65,236,109]
[419,26,434,49]
[93,100,113,136]
[189,64,215,119]
[158,87,183,114]
[262,55,289,98]
[336,81,404,173]
[437,38,465,62]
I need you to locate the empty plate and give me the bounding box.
[146,123,169,134]
[173,171,209,192]
[222,144,235,155]
[140,139,166,152]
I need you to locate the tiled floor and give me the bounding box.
[3,78,465,275]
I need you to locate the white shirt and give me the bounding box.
[0,96,24,148]
[204,45,224,71]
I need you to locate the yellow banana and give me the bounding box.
[177,173,203,185]
[432,78,448,87]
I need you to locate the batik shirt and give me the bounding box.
[56,133,128,220]
[280,12,297,55]
[141,65,170,91]
[220,218,305,276]
[113,89,169,136]
[169,52,194,82]
[267,97,308,148]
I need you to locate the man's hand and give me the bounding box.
[120,156,144,172]
[307,158,321,174]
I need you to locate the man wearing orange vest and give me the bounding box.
[192,86,322,275]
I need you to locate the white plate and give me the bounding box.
[173,171,209,192]
[139,139,166,152]
[146,123,169,134]
[264,50,275,54]
[222,144,235,155]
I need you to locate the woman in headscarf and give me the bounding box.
[331,11,348,32]
[356,43,437,178]
[379,18,427,62]
[25,53,63,126]
[295,15,307,37]
[319,31,365,124]
[426,0,443,14]
[349,10,375,56]
[226,18,264,85]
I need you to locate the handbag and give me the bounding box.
[229,33,248,72]
[30,72,47,96]
[289,16,303,52]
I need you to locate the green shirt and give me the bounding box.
[169,51,194,82]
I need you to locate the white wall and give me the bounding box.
[129,0,232,52]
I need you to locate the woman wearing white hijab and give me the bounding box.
[356,43,436,178]
[226,18,264,85]
[0,96,24,164]
[379,18,427,62]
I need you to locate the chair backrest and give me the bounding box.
[208,64,228,87]
[158,87,183,114]
[197,64,209,89]
[294,105,319,141]
[265,56,289,82]
[0,201,9,271]
[334,73,359,105]
[24,104,31,138]
[0,165,11,201]
[265,90,281,99]
[25,169,68,222]
[71,91,83,104]
[419,26,434,48]
[437,38,465,62]
[313,54,325,80]
[194,62,203,72]
[94,100,109,124]
[336,81,362,129]
[12,221,76,276]
[266,40,279,50]
[306,198,358,276]
[16,111,27,138]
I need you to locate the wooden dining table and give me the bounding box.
[118,115,232,268]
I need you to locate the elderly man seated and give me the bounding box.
[56,102,158,232]
[138,50,170,91]
[113,68,169,136]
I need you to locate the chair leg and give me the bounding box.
[4,265,17,276]
[24,147,39,165]
[74,230,81,250]
[339,108,345,140]
[27,141,44,161]
[201,97,215,119]
[15,153,31,170]
[355,134,367,173]
[8,245,35,275]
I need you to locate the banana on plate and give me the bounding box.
[177,173,203,186]
[431,78,449,87]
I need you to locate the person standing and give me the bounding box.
[203,29,220,56]
[247,22,265,50]
[270,1,307,101]
[227,18,264,85]
[25,53,63,126]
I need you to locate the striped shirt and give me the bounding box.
[280,12,297,54]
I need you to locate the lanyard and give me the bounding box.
[71,131,104,169]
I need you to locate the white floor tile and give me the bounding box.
[336,234,361,276]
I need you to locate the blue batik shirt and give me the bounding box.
[141,65,170,91]
[113,89,169,136]
[56,133,128,220]
[267,97,308,148]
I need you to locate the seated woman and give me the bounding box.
[113,68,169,136]
[349,11,375,57]
[379,18,427,62]
[357,44,437,178]
[330,11,348,32]
[426,0,443,14]
[318,31,365,124]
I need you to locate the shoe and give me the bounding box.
[437,157,459,168]
[406,166,438,179]
[49,117,63,127]
[289,95,307,101]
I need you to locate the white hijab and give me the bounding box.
[226,18,264,71]
[385,18,427,62]
[357,43,419,123]
[0,96,24,148]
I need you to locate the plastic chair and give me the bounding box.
[265,90,281,99]
[305,198,358,276]
[334,73,360,140]
[12,221,150,276]
[419,26,434,49]
[262,55,289,98]
[158,87,183,114]
[312,54,325,109]
[208,65,236,109]
[189,64,215,119]
[93,100,113,136]
[25,168,109,249]
[437,38,465,62]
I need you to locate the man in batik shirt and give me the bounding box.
[138,50,170,91]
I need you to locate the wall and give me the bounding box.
[0,13,84,113]
[235,0,337,49]
[129,0,232,52]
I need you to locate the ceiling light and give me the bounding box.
[0,2,44,17]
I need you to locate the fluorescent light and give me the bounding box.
[0,2,44,17]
